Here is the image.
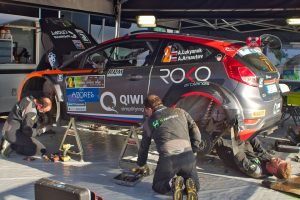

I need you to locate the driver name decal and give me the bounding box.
[162,45,205,63]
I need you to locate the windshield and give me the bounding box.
[235,47,277,72]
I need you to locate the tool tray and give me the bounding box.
[113,172,143,187]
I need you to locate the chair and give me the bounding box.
[281,84,300,126]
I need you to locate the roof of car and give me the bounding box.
[106,32,244,56]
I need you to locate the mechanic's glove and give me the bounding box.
[37,127,47,136]
[131,165,151,176]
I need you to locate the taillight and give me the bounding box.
[224,56,258,87]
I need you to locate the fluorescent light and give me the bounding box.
[287,18,300,25]
[136,15,156,27]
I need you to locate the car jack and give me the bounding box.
[59,117,84,162]
[118,126,141,169]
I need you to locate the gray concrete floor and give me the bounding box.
[0,117,299,200]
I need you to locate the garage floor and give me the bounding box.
[0,118,299,200]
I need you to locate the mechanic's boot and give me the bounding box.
[0,139,13,158]
[172,176,184,200]
[186,178,198,200]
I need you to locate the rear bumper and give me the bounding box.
[239,112,282,140]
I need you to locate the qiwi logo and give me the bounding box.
[100,91,118,113]
[100,92,144,113]
[160,66,211,84]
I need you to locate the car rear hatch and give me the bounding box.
[233,47,281,101]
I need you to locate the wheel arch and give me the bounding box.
[18,74,65,123]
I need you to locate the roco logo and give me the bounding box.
[160,66,211,84]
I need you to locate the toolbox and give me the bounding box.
[35,178,96,200]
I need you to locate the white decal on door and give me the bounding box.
[100,91,118,113]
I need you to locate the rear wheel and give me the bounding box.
[176,96,229,155]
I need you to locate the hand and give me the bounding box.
[37,127,47,135]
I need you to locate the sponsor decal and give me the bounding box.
[246,37,261,47]
[120,94,144,113]
[258,78,264,88]
[225,46,238,52]
[51,30,77,39]
[48,51,57,68]
[162,45,205,63]
[100,91,118,113]
[162,46,172,63]
[184,81,210,87]
[266,75,272,79]
[100,92,144,113]
[67,102,87,112]
[273,102,281,115]
[120,94,143,106]
[72,40,85,49]
[160,66,211,84]
[107,69,124,77]
[75,29,91,43]
[266,84,277,94]
[237,47,261,56]
[66,88,99,103]
[57,74,63,82]
[216,54,223,62]
[66,75,105,88]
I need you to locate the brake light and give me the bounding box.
[224,57,258,87]
[243,119,259,125]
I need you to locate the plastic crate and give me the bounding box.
[287,92,300,106]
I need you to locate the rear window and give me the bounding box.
[235,47,277,72]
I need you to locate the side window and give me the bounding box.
[83,47,112,69]
[157,40,217,65]
[83,40,159,69]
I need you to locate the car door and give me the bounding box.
[77,39,160,123]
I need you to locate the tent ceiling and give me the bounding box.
[121,0,300,34]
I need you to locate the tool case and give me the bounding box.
[35,178,96,200]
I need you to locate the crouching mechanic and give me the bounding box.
[216,137,291,179]
[136,95,202,200]
[0,96,52,157]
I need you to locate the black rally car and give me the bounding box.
[19,18,282,154]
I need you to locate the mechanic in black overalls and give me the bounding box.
[136,95,201,199]
[0,96,52,157]
[215,137,291,180]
